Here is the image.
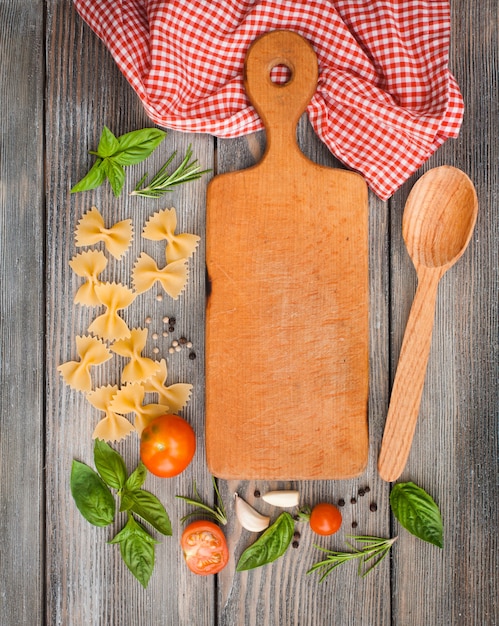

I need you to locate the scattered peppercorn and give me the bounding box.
[179,336,188,345]
[337,498,345,507]
[292,541,299,549]
[169,317,176,326]
[254,490,261,498]
[189,352,196,360]
[293,531,301,540]
[370,502,378,512]
[351,521,358,529]
[350,497,357,505]
[364,486,370,493]
[168,325,175,332]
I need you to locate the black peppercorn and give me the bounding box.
[364,486,370,493]
[293,531,301,540]
[337,498,345,507]
[370,502,378,512]
[188,352,196,360]
[350,497,357,505]
[292,541,299,549]
[351,521,358,529]
[254,490,261,498]
[358,488,365,497]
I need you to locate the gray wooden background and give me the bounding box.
[1,1,497,624]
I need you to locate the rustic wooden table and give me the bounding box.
[1,2,498,625]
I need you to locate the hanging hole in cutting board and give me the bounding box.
[270,63,293,85]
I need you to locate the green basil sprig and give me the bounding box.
[236,512,294,572]
[71,126,166,197]
[70,439,172,587]
[390,482,443,548]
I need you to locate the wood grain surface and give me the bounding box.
[206,31,369,480]
[1,1,498,625]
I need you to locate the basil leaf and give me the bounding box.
[127,489,172,536]
[113,128,167,165]
[93,439,128,490]
[103,158,126,197]
[70,158,106,193]
[70,460,115,527]
[236,512,294,571]
[390,482,443,548]
[110,515,157,588]
[125,461,147,491]
[96,126,120,157]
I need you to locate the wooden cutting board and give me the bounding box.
[205,31,369,480]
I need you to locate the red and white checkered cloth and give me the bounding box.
[73,0,463,200]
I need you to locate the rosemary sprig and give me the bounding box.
[176,477,227,525]
[131,144,210,198]
[307,535,397,581]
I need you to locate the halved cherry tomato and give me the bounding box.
[309,502,342,536]
[140,414,196,478]
[181,520,229,575]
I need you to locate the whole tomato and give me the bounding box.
[140,414,196,478]
[309,502,342,536]
[181,520,229,575]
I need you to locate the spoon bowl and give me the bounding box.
[378,166,478,482]
[403,166,478,271]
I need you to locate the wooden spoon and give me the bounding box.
[378,166,478,482]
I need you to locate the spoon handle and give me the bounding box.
[378,267,441,482]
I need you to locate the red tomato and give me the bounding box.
[309,503,342,536]
[181,520,229,575]
[140,414,196,478]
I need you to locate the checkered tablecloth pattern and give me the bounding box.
[73,0,464,199]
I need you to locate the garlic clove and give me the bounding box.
[261,490,300,508]
[234,493,270,533]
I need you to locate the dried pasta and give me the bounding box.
[110,328,161,383]
[109,382,169,434]
[75,206,133,259]
[69,249,108,306]
[142,207,200,263]
[143,359,192,412]
[88,282,135,341]
[58,335,112,392]
[132,253,188,299]
[87,384,135,442]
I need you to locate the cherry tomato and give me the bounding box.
[309,502,342,536]
[181,520,229,575]
[140,414,196,478]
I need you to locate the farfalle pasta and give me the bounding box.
[132,253,188,299]
[110,328,161,383]
[143,359,192,412]
[88,282,135,341]
[87,384,135,442]
[142,207,200,263]
[58,335,112,392]
[109,382,169,434]
[75,206,133,259]
[69,249,108,306]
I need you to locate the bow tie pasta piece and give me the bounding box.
[143,359,192,412]
[88,282,135,341]
[58,335,112,392]
[109,382,169,435]
[75,206,133,259]
[142,207,200,263]
[69,249,108,306]
[132,253,188,299]
[111,328,161,383]
[87,384,135,442]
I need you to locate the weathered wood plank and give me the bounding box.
[45,3,215,624]
[389,1,499,624]
[0,2,45,624]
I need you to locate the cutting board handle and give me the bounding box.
[244,30,318,154]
